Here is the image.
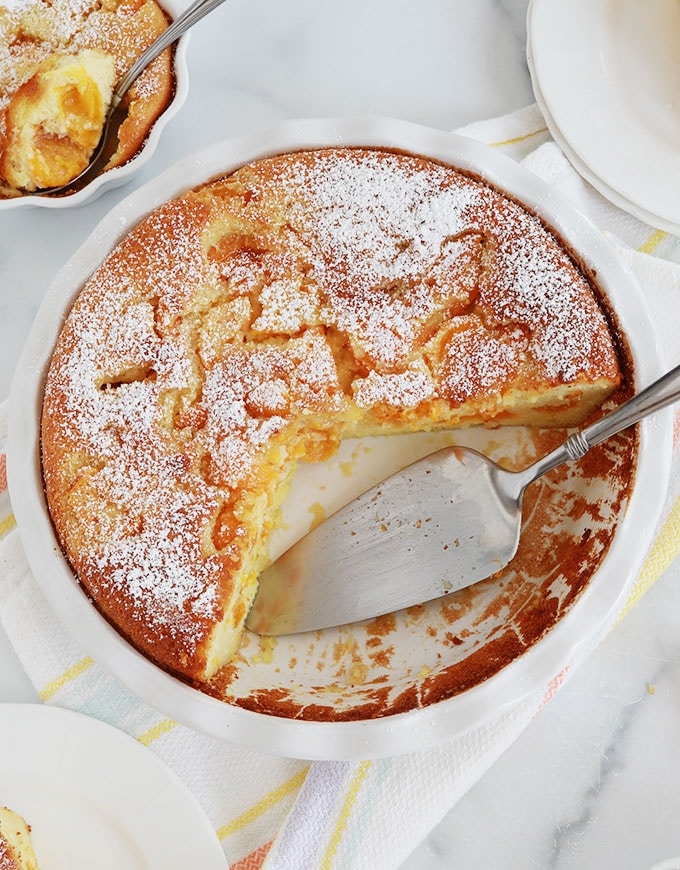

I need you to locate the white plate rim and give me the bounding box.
[0,703,228,868]
[526,59,677,234]
[0,0,191,211]
[6,116,673,760]
[527,0,680,234]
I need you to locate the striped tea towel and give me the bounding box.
[1,103,680,870]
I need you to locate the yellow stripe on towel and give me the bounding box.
[619,493,680,621]
[321,760,373,870]
[490,125,549,149]
[217,766,310,841]
[39,656,94,700]
[137,718,177,746]
[0,512,16,538]
[637,228,667,255]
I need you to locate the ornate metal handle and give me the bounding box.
[517,362,680,489]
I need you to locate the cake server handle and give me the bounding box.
[511,360,680,487]
[581,361,680,448]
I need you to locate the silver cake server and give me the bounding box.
[246,362,680,636]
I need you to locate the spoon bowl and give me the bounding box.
[36,0,229,197]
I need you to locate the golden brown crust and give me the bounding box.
[41,147,622,685]
[0,0,173,196]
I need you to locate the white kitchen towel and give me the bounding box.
[1,103,680,870]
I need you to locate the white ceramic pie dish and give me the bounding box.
[7,117,673,759]
[0,0,190,211]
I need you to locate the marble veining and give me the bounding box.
[402,568,680,869]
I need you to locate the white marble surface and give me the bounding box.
[1,1,680,868]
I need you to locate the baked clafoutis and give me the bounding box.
[0,0,173,195]
[41,147,623,686]
[0,807,40,870]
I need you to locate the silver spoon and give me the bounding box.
[246,362,680,636]
[37,0,228,196]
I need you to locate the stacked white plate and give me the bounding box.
[527,0,680,235]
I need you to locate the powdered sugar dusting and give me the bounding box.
[281,151,477,369]
[440,318,528,403]
[42,198,232,662]
[93,504,219,621]
[264,149,615,383]
[41,147,621,683]
[199,332,347,488]
[353,367,435,409]
[287,150,475,284]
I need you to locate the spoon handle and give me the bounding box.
[113,0,229,105]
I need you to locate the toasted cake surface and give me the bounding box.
[41,147,622,685]
[0,0,173,196]
[0,807,39,870]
